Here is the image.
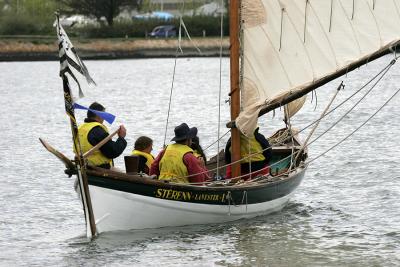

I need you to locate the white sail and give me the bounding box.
[237,0,400,136]
[285,96,307,121]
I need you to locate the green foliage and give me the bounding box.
[0,0,229,38]
[0,0,63,35]
[180,15,229,37]
[0,14,39,35]
[68,16,229,39]
[69,18,168,38]
[60,0,139,26]
[137,0,151,13]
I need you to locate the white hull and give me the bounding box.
[89,185,294,233]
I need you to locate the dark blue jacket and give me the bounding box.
[84,118,127,168]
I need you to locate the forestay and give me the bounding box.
[237,0,400,136]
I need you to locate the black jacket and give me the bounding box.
[137,156,150,174]
[85,118,127,160]
[224,128,272,172]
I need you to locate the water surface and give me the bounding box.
[0,56,399,266]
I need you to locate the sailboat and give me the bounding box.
[42,1,400,237]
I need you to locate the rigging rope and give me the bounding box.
[162,2,203,147]
[162,0,186,147]
[305,57,396,147]
[179,17,202,54]
[216,0,225,178]
[290,57,397,140]
[284,103,296,170]
[248,61,396,180]
[280,7,284,50]
[204,130,230,151]
[292,82,343,167]
[307,86,400,165]
[162,49,179,147]
[187,79,400,185]
[266,56,396,159]
[171,56,398,184]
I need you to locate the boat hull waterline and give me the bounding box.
[86,167,306,232]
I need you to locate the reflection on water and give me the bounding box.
[0,57,399,266]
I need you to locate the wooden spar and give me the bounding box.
[62,76,97,238]
[224,42,400,128]
[39,138,75,170]
[229,0,241,178]
[83,127,120,158]
[258,41,400,117]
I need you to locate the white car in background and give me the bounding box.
[59,15,99,27]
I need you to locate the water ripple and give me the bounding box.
[1,57,400,266]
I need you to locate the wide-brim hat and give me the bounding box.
[171,123,197,142]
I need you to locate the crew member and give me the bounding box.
[225,127,272,180]
[132,136,154,174]
[74,102,127,169]
[150,123,210,184]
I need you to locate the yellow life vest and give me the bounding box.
[240,134,266,163]
[74,122,113,167]
[193,150,202,158]
[230,133,266,163]
[159,143,193,183]
[131,150,154,169]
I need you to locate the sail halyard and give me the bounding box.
[236,0,400,136]
[229,0,242,178]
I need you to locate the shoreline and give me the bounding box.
[0,37,230,61]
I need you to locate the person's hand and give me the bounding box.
[118,125,127,138]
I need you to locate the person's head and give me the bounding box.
[171,123,197,146]
[134,136,153,153]
[87,102,105,123]
[191,136,200,150]
[191,136,200,146]
[191,135,206,160]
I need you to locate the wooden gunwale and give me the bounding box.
[85,165,305,192]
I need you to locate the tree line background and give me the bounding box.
[0,0,229,38]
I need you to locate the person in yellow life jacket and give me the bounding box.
[150,123,210,184]
[74,102,127,169]
[224,127,272,180]
[131,136,154,175]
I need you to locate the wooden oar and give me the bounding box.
[39,138,75,170]
[83,127,120,159]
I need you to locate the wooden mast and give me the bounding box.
[62,77,97,238]
[229,0,241,178]
[56,14,97,238]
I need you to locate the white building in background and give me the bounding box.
[195,2,225,16]
[118,0,225,21]
[148,0,224,16]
